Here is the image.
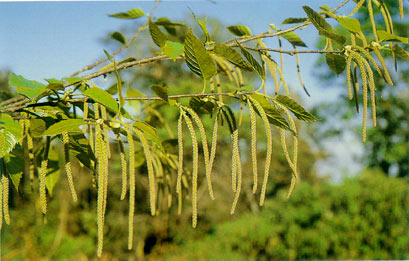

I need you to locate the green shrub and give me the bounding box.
[166,171,409,260]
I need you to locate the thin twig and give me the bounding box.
[244,46,344,55]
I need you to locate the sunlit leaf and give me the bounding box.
[378,30,409,44]
[336,16,361,33]
[250,94,291,131]
[84,88,119,113]
[45,78,64,90]
[281,17,308,24]
[151,84,168,102]
[149,20,167,48]
[0,113,22,141]
[108,8,144,19]
[302,5,332,31]
[273,95,320,122]
[163,40,184,61]
[0,129,17,158]
[281,31,307,47]
[190,10,211,42]
[4,145,24,191]
[184,29,216,79]
[213,43,253,71]
[236,42,265,79]
[43,119,85,136]
[227,25,252,37]
[8,73,47,99]
[394,44,409,61]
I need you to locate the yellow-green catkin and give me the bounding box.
[248,97,272,206]
[40,137,51,214]
[0,179,3,229]
[208,113,219,184]
[351,52,368,141]
[2,175,10,225]
[183,107,214,200]
[349,0,365,16]
[373,46,393,85]
[231,130,238,193]
[63,132,78,202]
[294,46,310,96]
[134,128,156,216]
[176,112,184,194]
[230,129,242,215]
[353,46,383,77]
[26,120,35,189]
[83,102,89,134]
[362,58,377,127]
[19,119,25,145]
[248,101,258,194]
[399,0,404,19]
[117,134,127,201]
[96,125,106,257]
[100,106,111,159]
[346,53,354,100]
[127,128,135,250]
[182,113,198,228]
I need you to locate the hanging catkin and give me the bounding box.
[117,133,127,201]
[0,179,3,230]
[373,45,393,85]
[2,175,10,225]
[230,129,242,215]
[182,112,199,228]
[346,53,354,100]
[127,128,135,250]
[183,107,214,200]
[248,100,258,194]
[176,112,184,194]
[133,128,156,216]
[100,106,111,159]
[63,132,78,202]
[361,58,377,127]
[40,136,51,214]
[208,113,219,183]
[96,123,106,258]
[26,120,35,189]
[248,97,272,206]
[83,102,89,134]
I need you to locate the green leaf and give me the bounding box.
[236,41,265,79]
[108,8,144,19]
[281,17,308,25]
[43,119,85,136]
[0,129,17,158]
[30,118,48,138]
[63,77,82,85]
[110,31,127,44]
[45,78,64,91]
[84,88,119,113]
[302,5,332,32]
[325,53,346,75]
[190,10,211,42]
[155,17,184,36]
[151,84,168,102]
[227,25,252,37]
[220,106,237,134]
[319,29,346,45]
[69,133,95,170]
[394,44,409,61]
[250,94,291,131]
[0,114,22,141]
[184,29,217,80]
[8,73,47,99]
[163,40,184,61]
[273,95,320,122]
[4,145,24,191]
[336,16,361,33]
[45,162,60,197]
[149,20,167,48]
[213,44,253,71]
[319,5,331,12]
[281,32,307,47]
[377,30,409,44]
[189,97,215,114]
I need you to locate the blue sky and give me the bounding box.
[0,0,362,180]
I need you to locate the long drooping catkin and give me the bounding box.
[248,97,272,206]
[127,128,135,250]
[176,112,184,194]
[208,113,219,184]
[133,128,156,216]
[353,46,383,77]
[117,134,127,201]
[373,46,393,85]
[294,46,310,96]
[95,123,107,258]
[83,102,89,134]
[0,179,3,229]
[100,106,111,159]
[26,120,35,189]
[183,107,214,200]
[230,129,242,215]
[361,58,377,127]
[346,53,354,100]
[40,136,51,214]
[248,101,258,194]
[2,175,10,225]
[231,131,238,193]
[182,112,199,228]
[63,132,78,202]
